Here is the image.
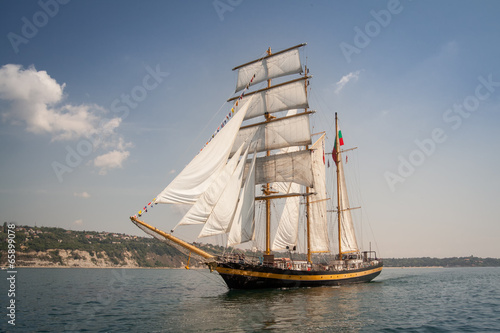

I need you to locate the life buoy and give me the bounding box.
[286,262,292,269]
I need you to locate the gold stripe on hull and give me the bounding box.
[215,266,383,282]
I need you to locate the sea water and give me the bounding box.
[1,267,499,332]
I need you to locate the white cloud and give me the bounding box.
[74,219,83,225]
[0,64,132,175]
[0,64,123,141]
[74,191,91,198]
[94,150,130,175]
[335,70,361,94]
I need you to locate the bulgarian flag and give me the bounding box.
[332,129,344,163]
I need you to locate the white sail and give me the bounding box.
[250,150,313,187]
[309,134,330,253]
[271,109,301,251]
[235,48,303,92]
[155,96,253,204]
[227,149,257,246]
[338,150,359,253]
[231,112,312,156]
[174,142,246,228]
[235,80,309,121]
[271,181,300,251]
[198,146,250,238]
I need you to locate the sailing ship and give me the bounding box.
[130,43,382,289]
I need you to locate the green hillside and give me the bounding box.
[0,223,223,268]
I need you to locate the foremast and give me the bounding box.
[264,46,274,256]
[133,43,326,263]
[234,44,313,260]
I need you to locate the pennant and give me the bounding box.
[322,140,325,164]
[339,130,344,146]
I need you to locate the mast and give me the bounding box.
[305,65,311,264]
[265,46,272,255]
[335,112,342,260]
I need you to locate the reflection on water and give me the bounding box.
[174,283,374,332]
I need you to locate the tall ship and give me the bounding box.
[130,43,382,289]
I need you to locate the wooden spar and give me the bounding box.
[232,43,307,71]
[255,192,313,201]
[304,65,312,264]
[239,110,314,130]
[129,216,215,260]
[265,46,272,256]
[227,76,310,102]
[327,206,361,213]
[325,147,358,155]
[335,112,342,261]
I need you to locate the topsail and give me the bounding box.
[233,44,305,92]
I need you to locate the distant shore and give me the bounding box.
[2,225,499,269]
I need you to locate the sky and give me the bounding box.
[1,0,499,258]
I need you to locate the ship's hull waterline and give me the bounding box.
[216,262,383,289]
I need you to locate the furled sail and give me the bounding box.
[234,45,304,92]
[231,112,312,156]
[308,134,330,253]
[227,149,257,246]
[232,79,309,121]
[173,142,246,228]
[198,146,250,238]
[154,96,253,204]
[337,148,359,253]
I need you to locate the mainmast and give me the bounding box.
[264,46,273,255]
[335,112,342,260]
[305,65,312,264]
